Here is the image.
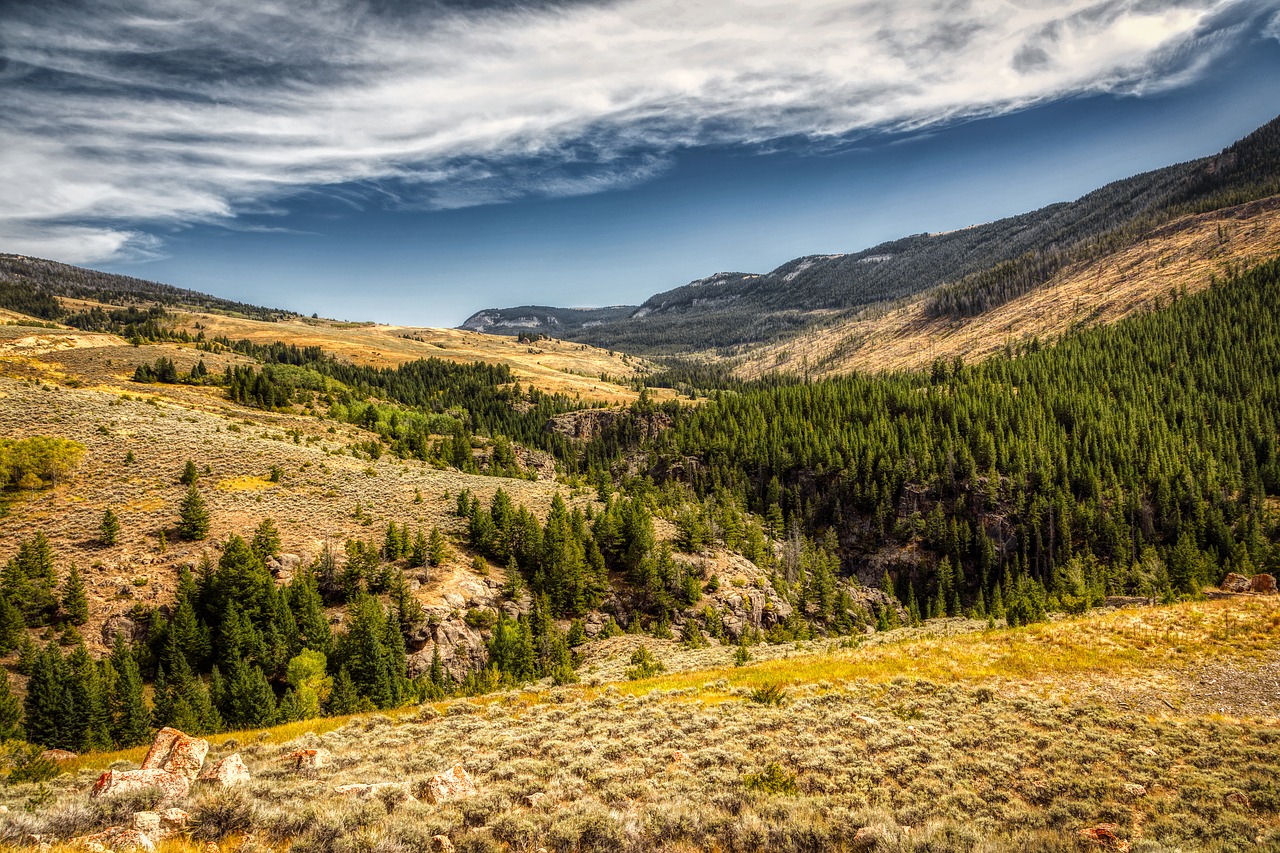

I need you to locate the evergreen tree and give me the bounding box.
[0,596,23,654]
[60,563,89,626]
[99,508,120,546]
[327,667,360,716]
[429,526,449,567]
[0,669,23,742]
[180,459,199,486]
[250,518,282,561]
[23,644,69,749]
[177,484,210,541]
[408,529,428,568]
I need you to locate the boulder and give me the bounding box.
[91,769,190,802]
[851,827,882,851]
[102,615,141,647]
[75,828,156,853]
[431,837,456,853]
[1078,824,1130,851]
[40,749,78,763]
[1250,574,1277,595]
[1222,573,1252,593]
[285,748,331,770]
[422,764,476,805]
[129,811,186,841]
[199,754,250,788]
[142,728,209,783]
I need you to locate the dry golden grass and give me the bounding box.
[738,195,1280,378]
[7,597,1278,853]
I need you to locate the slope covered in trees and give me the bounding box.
[655,258,1280,611]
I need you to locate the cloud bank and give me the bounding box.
[0,0,1266,263]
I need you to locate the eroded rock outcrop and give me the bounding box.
[198,753,250,788]
[422,765,477,804]
[142,727,209,783]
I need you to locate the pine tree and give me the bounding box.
[250,518,282,561]
[383,522,403,561]
[225,661,277,729]
[0,669,22,742]
[0,596,23,654]
[23,644,69,749]
[327,667,360,716]
[61,563,89,626]
[287,573,332,655]
[408,529,428,568]
[99,508,120,546]
[180,460,199,486]
[177,484,210,541]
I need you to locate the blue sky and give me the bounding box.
[3,0,1279,326]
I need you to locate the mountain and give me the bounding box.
[0,253,294,322]
[461,114,1280,355]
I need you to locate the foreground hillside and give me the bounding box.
[3,596,1278,853]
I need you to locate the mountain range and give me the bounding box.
[461,114,1280,357]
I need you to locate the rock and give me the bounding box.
[75,828,156,853]
[203,843,220,853]
[1227,791,1252,809]
[1222,573,1252,593]
[129,813,160,837]
[671,751,687,763]
[199,754,250,787]
[853,715,881,727]
[334,782,416,804]
[1078,824,1130,851]
[523,792,548,808]
[142,728,209,783]
[285,748,331,770]
[422,764,476,804]
[431,836,455,853]
[91,769,190,802]
[1250,574,1277,594]
[40,749,78,763]
[442,593,466,609]
[102,615,141,647]
[851,827,880,850]
[1122,783,1147,799]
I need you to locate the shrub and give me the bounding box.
[626,645,665,680]
[749,683,787,706]
[191,789,257,840]
[743,762,799,796]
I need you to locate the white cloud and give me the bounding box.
[0,0,1256,264]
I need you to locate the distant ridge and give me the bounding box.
[461,114,1280,355]
[0,253,294,323]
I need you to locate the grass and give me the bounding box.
[214,475,277,493]
[613,597,1280,700]
[13,597,1278,853]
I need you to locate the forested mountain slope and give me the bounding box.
[0,254,291,322]
[462,113,1280,355]
[655,257,1280,612]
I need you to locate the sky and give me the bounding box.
[2,0,1279,327]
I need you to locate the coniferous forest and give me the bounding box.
[8,257,1280,750]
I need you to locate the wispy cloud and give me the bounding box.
[0,0,1263,263]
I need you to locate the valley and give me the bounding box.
[0,114,1278,853]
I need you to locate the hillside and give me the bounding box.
[3,596,1278,852]
[0,255,292,323]
[462,113,1280,357]
[737,193,1280,378]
